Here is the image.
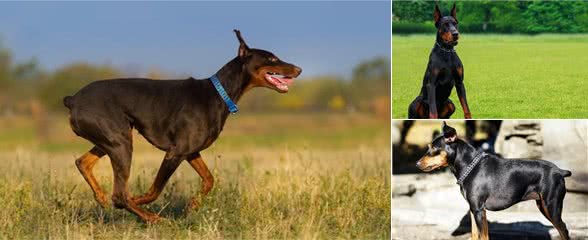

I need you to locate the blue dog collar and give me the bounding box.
[209,74,238,114]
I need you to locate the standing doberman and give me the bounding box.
[408,3,472,119]
[64,30,301,223]
[417,122,571,240]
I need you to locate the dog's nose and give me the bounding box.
[416,161,420,168]
[452,32,459,38]
[294,66,302,76]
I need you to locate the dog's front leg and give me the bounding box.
[469,211,479,240]
[427,84,438,119]
[455,66,471,119]
[427,69,440,119]
[186,153,214,211]
[471,208,489,240]
[132,150,183,205]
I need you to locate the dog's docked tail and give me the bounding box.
[63,96,74,109]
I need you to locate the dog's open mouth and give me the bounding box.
[265,72,294,92]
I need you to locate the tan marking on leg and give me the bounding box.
[459,96,471,118]
[481,210,489,240]
[415,101,427,118]
[439,102,455,118]
[538,195,569,240]
[186,155,214,210]
[539,195,553,222]
[76,147,108,207]
[470,211,479,240]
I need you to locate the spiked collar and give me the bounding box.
[456,151,486,185]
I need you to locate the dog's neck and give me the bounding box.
[448,140,480,180]
[434,35,456,53]
[213,57,251,103]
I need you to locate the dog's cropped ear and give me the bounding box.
[434,3,442,26]
[234,29,250,58]
[442,121,457,143]
[450,3,458,22]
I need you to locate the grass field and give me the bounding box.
[392,34,588,119]
[0,113,390,239]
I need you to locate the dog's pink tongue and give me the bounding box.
[271,76,294,86]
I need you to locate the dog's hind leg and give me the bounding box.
[186,153,214,210]
[408,96,428,119]
[539,185,570,240]
[131,152,183,205]
[438,99,456,119]
[75,146,108,207]
[103,134,162,223]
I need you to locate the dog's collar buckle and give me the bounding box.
[456,151,487,185]
[209,74,238,114]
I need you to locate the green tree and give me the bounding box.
[491,1,527,33]
[12,57,42,82]
[524,2,588,33]
[393,1,434,22]
[393,1,588,34]
[0,44,12,89]
[350,57,390,110]
[458,1,494,32]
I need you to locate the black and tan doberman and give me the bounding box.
[64,30,301,223]
[408,3,472,119]
[417,122,572,240]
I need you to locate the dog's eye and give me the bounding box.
[268,57,278,62]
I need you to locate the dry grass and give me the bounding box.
[0,112,390,239]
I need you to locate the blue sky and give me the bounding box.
[0,1,390,79]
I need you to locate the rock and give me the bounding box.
[495,120,542,159]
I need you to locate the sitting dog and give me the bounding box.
[408,3,472,119]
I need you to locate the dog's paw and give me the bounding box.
[184,199,202,213]
[94,193,110,208]
[142,214,165,224]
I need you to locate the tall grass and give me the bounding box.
[0,113,390,239]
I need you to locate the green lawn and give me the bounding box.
[392,34,588,119]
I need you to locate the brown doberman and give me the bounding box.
[64,30,301,223]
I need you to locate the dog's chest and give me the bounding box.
[436,69,456,86]
[186,117,225,149]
